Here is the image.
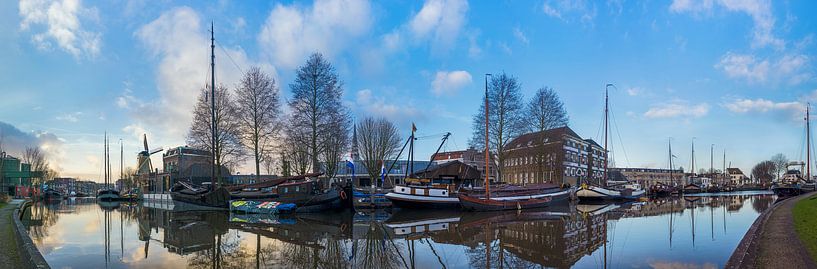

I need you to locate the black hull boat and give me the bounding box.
[230,180,345,213]
[43,189,63,200]
[772,184,805,198]
[170,182,230,209]
[97,189,120,201]
[682,184,703,194]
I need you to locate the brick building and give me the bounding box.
[502,127,605,186]
[608,167,685,188]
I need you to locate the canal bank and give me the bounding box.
[0,199,50,269]
[1,200,23,268]
[727,193,817,268]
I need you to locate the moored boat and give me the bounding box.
[577,84,645,201]
[458,185,572,211]
[97,132,121,201]
[170,181,230,208]
[577,181,645,200]
[773,105,816,198]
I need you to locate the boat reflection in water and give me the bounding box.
[22,191,776,268]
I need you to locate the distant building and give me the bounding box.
[1,155,41,196]
[50,177,76,193]
[608,167,685,187]
[502,126,605,186]
[727,168,749,186]
[332,160,431,188]
[160,146,229,188]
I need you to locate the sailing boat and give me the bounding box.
[577,84,645,200]
[98,132,121,201]
[385,131,469,208]
[651,138,680,196]
[457,74,572,211]
[168,22,230,209]
[773,103,817,196]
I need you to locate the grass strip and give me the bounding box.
[793,194,817,261]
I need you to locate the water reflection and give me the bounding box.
[23,192,776,268]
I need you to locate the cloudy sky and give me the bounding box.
[1,0,816,181]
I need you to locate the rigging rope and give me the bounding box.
[609,103,631,167]
[216,40,244,74]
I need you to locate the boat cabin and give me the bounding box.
[409,160,482,189]
[276,181,323,197]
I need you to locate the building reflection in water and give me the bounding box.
[22,192,778,268]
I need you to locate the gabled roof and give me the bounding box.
[506,126,581,149]
[727,168,744,175]
[584,138,602,148]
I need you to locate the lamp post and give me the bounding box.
[1,151,5,196]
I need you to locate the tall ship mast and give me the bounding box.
[577,84,645,200]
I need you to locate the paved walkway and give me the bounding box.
[0,200,23,269]
[729,193,817,268]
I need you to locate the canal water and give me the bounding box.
[22,191,775,268]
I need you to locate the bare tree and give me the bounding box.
[526,86,568,132]
[770,153,788,179]
[235,67,281,179]
[288,53,345,173]
[187,85,245,182]
[751,160,776,186]
[282,131,311,176]
[320,110,350,181]
[23,147,50,189]
[470,72,526,182]
[356,117,401,186]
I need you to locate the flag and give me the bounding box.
[380,162,387,186]
[412,122,417,133]
[346,160,355,178]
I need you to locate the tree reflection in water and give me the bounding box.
[21,192,779,268]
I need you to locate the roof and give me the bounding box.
[584,138,602,148]
[506,126,581,149]
[727,168,744,175]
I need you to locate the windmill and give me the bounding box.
[136,134,163,176]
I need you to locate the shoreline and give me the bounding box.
[726,193,817,268]
[1,200,51,269]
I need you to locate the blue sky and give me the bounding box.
[1,0,815,181]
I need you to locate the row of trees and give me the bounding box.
[469,72,569,182]
[187,53,403,183]
[752,153,790,185]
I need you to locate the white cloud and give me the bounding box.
[542,3,562,19]
[723,98,802,114]
[19,0,101,59]
[355,89,425,125]
[431,70,472,96]
[715,52,811,84]
[644,101,710,119]
[513,27,529,45]
[669,0,782,49]
[133,7,273,147]
[258,0,372,69]
[715,52,770,82]
[408,0,469,52]
[540,0,597,25]
[56,112,82,122]
[626,87,642,96]
[0,121,66,172]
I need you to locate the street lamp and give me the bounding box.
[0,151,5,196]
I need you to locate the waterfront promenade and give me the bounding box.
[0,200,23,269]
[728,193,817,268]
